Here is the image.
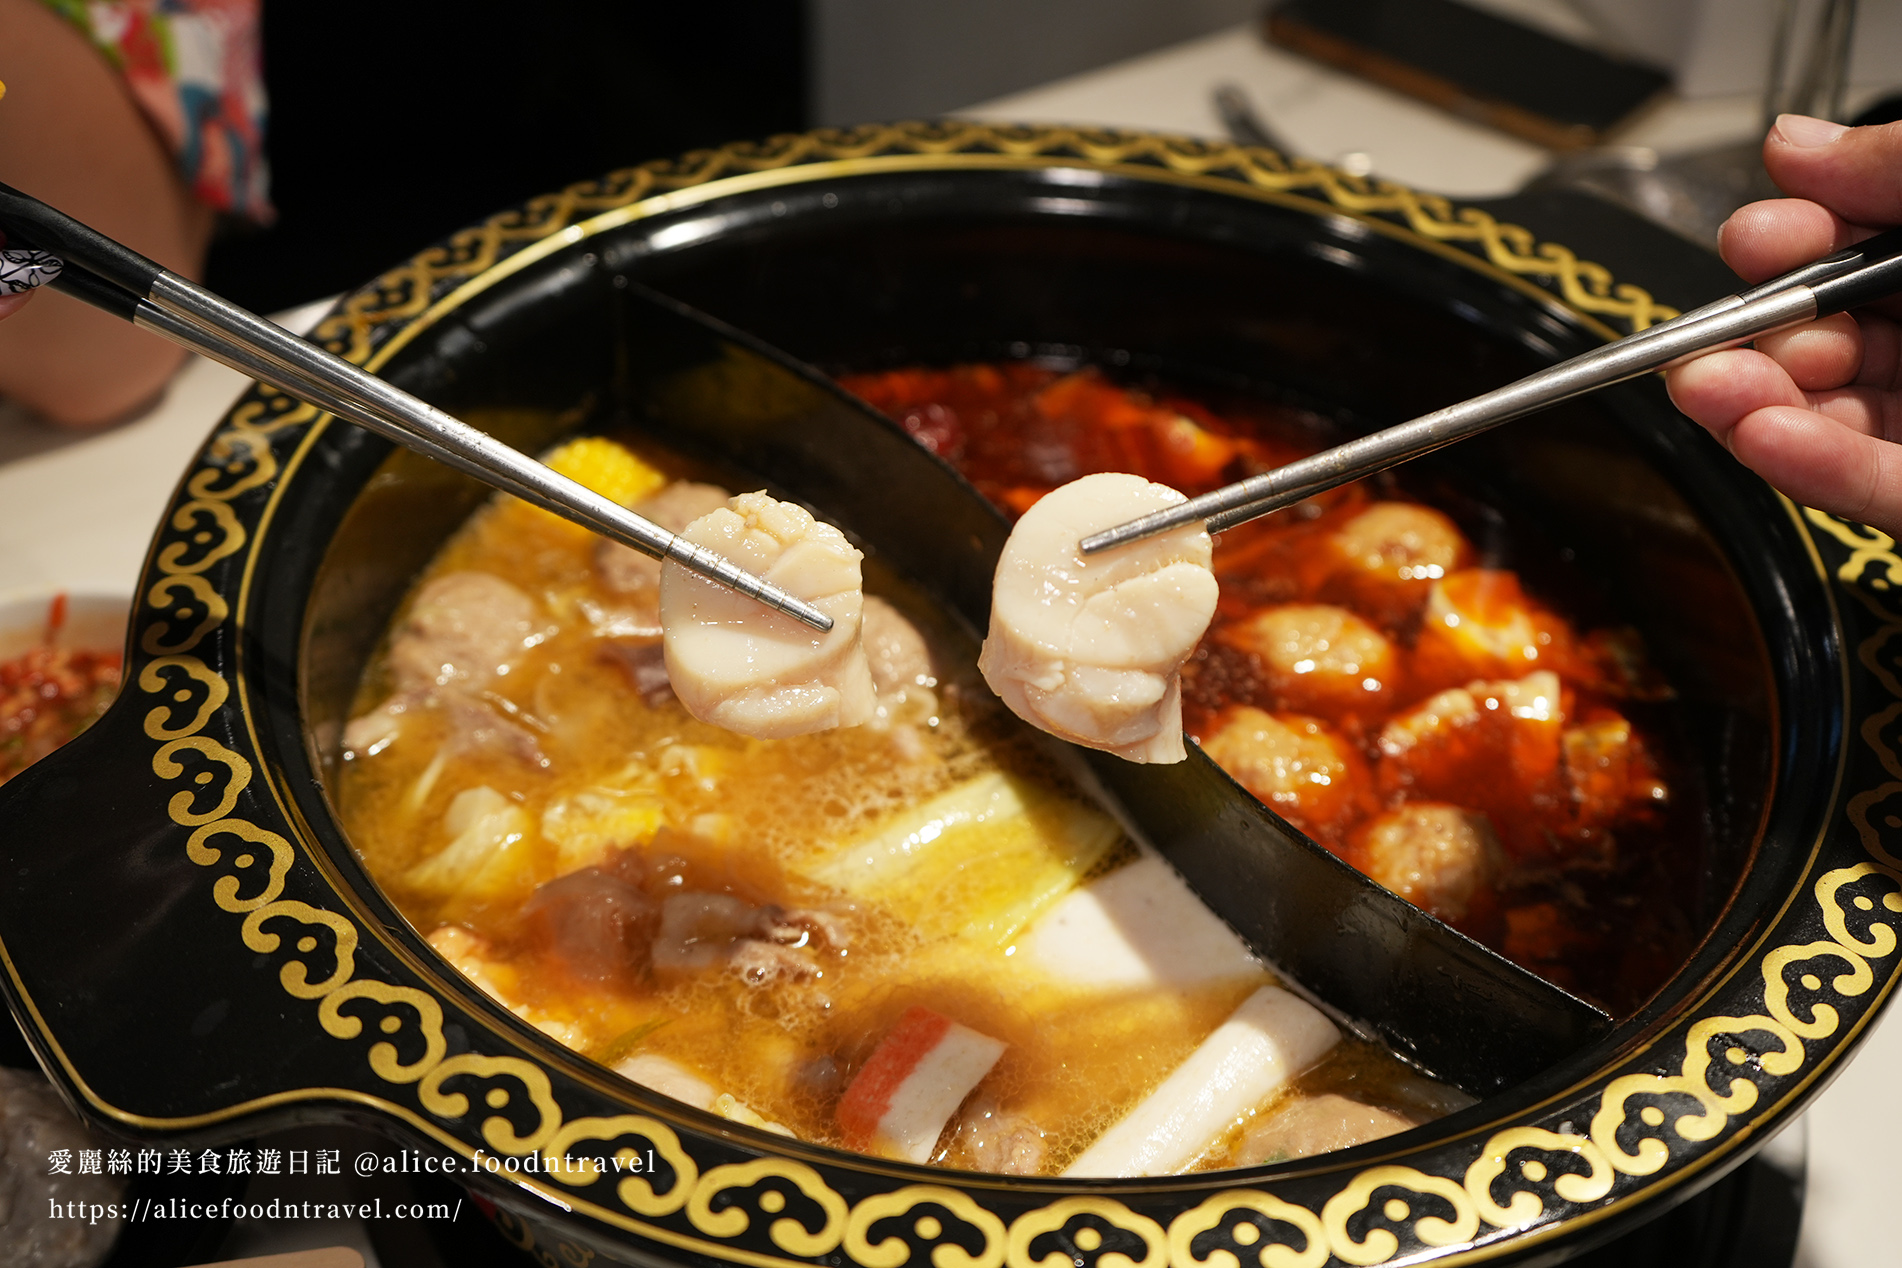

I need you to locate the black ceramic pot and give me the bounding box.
[2,124,1897,1267]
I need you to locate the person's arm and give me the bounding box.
[1665,115,1902,534]
[0,0,213,425]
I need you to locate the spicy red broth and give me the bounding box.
[0,596,123,787]
[844,363,1697,1014]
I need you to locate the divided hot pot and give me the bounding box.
[2,124,1897,1266]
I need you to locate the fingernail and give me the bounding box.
[0,249,62,294]
[1773,113,1849,148]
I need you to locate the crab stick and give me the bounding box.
[838,1007,1006,1164]
[1062,985,1339,1177]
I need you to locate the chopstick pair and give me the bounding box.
[1081,224,1902,554]
[0,181,836,633]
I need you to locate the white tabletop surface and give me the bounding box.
[1,17,1896,1268]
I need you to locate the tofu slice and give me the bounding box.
[1019,851,1264,989]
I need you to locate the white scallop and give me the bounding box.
[979,472,1218,763]
[659,491,875,738]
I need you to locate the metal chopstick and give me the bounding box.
[1082,224,1902,553]
[0,181,835,633]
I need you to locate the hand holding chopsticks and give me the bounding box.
[1081,223,1902,555]
[0,180,835,633]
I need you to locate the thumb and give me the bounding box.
[1763,116,1902,228]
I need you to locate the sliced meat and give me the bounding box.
[522,867,660,986]
[440,692,546,764]
[342,688,545,768]
[757,905,848,950]
[729,939,819,984]
[650,891,844,983]
[342,699,405,756]
[979,471,1217,763]
[599,637,675,708]
[659,492,876,739]
[651,892,758,973]
[386,571,541,693]
[594,480,735,606]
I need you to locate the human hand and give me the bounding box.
[1665,115,1902,535]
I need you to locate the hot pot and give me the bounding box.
[1,123,1897,1266]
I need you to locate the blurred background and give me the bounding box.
[199,0,1902,313]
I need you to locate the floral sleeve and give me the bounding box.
[42,0,271,222]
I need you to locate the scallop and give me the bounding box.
[659,491,876,738]
[978,472,1218,763]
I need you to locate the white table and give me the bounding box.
[1,20,1895,1268]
